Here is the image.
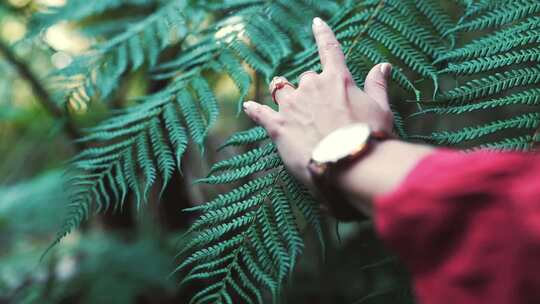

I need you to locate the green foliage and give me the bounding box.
[3,233,176,304]
[37,0,205,105]
[38,0,540,302]
[178,169,323,304]
[0,171,67,241]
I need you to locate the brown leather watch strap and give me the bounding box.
[308,160,367,221]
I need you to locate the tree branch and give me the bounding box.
[0,39,83,149]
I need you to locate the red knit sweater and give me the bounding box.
[375,150,540,304]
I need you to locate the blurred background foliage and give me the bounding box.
[0,0,410,303]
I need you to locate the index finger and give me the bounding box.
[312,17,348,74]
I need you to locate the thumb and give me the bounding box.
[364,63,392,111]
[243,101,282,139]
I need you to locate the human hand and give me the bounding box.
[243,17,394,188]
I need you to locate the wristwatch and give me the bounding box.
[307,123,390,220]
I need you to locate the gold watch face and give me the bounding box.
[312,123,371,164]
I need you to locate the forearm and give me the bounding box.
[337,140,434,215]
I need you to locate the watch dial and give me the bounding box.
[312,123,371,163]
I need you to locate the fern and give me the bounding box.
[29,0,155,36]
[48,79,217,252]
[177,168,322,304]
[440,67,540,102]
[418,0,540,151]
[412,113,540,145]
[49,0,540,302]
[447,0,540,34]
[42,0,201,105]
[51,0,334,279]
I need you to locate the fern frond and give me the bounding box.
[178,89,208,151]
[478,135,534,151]
[54,77,218,249]
[192,77,220,129]
[376,7,444,57]
[218,50,252,106]
[412,113,540,145]
[209,143,277,175]
[437,30,540,64]
[179,150,323,303]
[29,0,154,36]
[185,173,277,213]
[163,102,189,168]
[218,126,268,150]
[367,25,437,82]
[441,67,540,102]
[414,89,540,116]
[196,154,282,184]
[415,0,456,44]
[51,0,197,105]
[442,47,540,75]
[448,0,540,34]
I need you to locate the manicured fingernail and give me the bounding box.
[313,17,325,27]
[380,63,392,77]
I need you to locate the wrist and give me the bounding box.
[338,140,434,205]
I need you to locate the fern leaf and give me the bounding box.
[185,173,277,213]
[413,113,540,145]
[218,126,268,150]
[448,0,540,34]
[441,67,540,102]
[414,89,540,115]
[178,89,207,151]
[122,147,143,207]
[478,135,534,151]
[149,117,175,194]
[366,24,437,82]
[196,155,282,184]
[163,102,189,168]
[218,50,252,106]
[192,77,220,129]
[415,0,456,44]
[209,143,277,175]
[442,47,540,75]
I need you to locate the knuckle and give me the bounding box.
[276,91,295,104]
[298,74,318,88]
[323,41,341,52]
[367,74,387,89]
[323,70,351,83]
[266,125,282,139]
[374,78,387,89]
[253,106,263,116]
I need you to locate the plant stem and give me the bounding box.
[0,39,83,148]
[344,0,386,59]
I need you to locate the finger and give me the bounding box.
[312,17,348,74]
[243,101,282,138]
[269,76,295,104]
[297,71,319,88]
[364,63,392,111]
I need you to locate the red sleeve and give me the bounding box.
[374,149,540,304]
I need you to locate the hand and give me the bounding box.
[243,17,394,188]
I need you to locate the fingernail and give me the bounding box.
[313,17,325,27]
[243,101,254,111]
[380,63,392,77]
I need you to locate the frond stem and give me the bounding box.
[343,0,386,59]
